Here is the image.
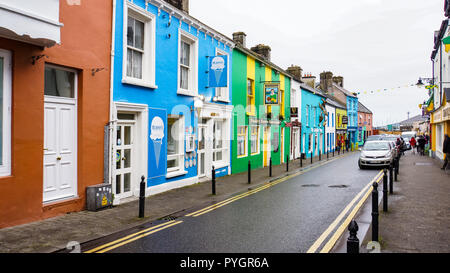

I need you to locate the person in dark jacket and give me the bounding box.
[442,134,450,170]
[417,136,426,156]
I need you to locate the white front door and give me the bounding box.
[43,66,78,203]
[197,123,207,178]
[114,120,135,199]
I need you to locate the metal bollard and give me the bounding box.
[269,158,272,177]
[389,163,394,194]
[372,182,379,242]
[319,150,321,161]
[327,150,329,160]
[286,155,289,172]
[333,149,335,157]
[311,151,313,164]
[139,176,146,218]
[394,159,398,182]
[383,169,388,212]
[347,220,359,254]
[212,166,216,195]
[248,161,251,184]
[300,153,303,168]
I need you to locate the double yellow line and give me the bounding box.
[85,153,352,253]
[307,170,384,253]
[84,220,183,253]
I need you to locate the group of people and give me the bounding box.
[408,135,427,156]
[409,134,449,171]
[336,137,350,152]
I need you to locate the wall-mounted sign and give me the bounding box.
[264,83,280,105]
[148,108,167,180]
[209,55,228,88]
[290,107,298,117]
[342,116,348,124]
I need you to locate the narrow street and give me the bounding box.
[82,153,380,253]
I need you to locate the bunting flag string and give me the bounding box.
[356,83,428,96]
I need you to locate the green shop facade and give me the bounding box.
[231,44,291,174]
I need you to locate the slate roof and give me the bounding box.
[358,101,372,114]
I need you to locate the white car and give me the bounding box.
[359,141,395,169]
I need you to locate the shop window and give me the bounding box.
[237,126,247,157]
[0,49,11,176]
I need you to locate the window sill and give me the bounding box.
[246,112,256,117]
[177,89,197,97]
[166,170,188,179]
[212,161,228,170]
[237,155,247,159]
[122,78,158,89]
[216,98,230,103]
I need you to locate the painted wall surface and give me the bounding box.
[301,87,326,158]
[231,49,291,174]
[347,96,359,147]
[113,0,233,196]
[357,111,372,146]
[0,0,112,228]
[325,104,336,152]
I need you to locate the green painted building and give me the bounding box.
[231,38,291,174]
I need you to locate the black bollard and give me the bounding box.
[212,166,216,195]
[286,155,289,172]
[383,169,388,212]
[372,182,379,242]
[139,176,146,218]
[269,158,272,177]
[333,148,335,157]
[311,151,313,165]
[389,162,394,194]
[394,159,398,182]
[248,161,251,184]
[319,149,321,161]
[347,220,359,254]
[300,153,303,168]
[327,150,329,160]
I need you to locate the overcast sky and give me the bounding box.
[190,0,443,126]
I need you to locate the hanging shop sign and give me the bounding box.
[208,55,228,88]
[264,83,280,105]
[290,107,298,117]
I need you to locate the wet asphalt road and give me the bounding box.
[93,152,380,253]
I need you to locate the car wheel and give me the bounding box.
[359,161,365,169]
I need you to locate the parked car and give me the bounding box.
[359,141,395,169]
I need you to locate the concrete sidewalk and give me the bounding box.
[358,151,450,253]
[0,150,353,253]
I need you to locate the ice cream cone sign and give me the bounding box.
[150,116,165,169]
[209,56,227,88]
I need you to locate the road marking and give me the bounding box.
[306,170,384,253]
[84,220,178,253]
[188,153,352,218]
[319,174,384,253]
[90,221,183,253]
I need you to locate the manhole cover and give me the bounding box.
[328,185,349,188]
[302,184,320,187]
[414,163,433,166]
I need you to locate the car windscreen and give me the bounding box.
[363,142,390,151]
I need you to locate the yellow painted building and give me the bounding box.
[431,92,450,160]
[335,108,348,148]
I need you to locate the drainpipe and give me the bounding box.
[108,0,117,187]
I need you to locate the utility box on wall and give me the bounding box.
[86,184,113,212]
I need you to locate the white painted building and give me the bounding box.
[290,78,302,160]
[325,98,337,153]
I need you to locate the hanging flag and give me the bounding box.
[443,36,450,53]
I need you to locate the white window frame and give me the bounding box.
[177,29,198,97]
[214,48,230,102]
[306,105,309,127]
[122,2,157,89]
[237,126,248,158]
[0,49,11,177]
[166,115,186,178]
[212,119,228,165]
[250,125,260,155]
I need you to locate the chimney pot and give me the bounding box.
[163,0,189,13]
[232,32,247,47]
[250,44,271,62]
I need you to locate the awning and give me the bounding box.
[0,1,62,47]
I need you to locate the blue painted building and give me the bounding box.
[300,83,327,158]
[109,0,235,204]
[346,95,359,149]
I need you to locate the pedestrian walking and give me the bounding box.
[345,138,349,152]
[441,134,450,170]
[410,136,416,154]
[417,135,426,156]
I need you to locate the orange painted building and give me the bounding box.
[0,0,112,228]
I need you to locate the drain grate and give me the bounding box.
[328,185,349,188]
[158,215,179,221]
[302,184,320,188]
